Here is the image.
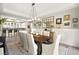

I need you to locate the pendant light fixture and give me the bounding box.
[31,3,37,21]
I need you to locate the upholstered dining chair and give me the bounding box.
[19,31,37,55]
[42,33,61,55]
[42,30,54,44]
[53,34,61,55]
[42,30,50,37]
[26,33,37,55]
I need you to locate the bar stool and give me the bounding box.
[14,29,18,37]
[8,29,12,38]
[2,29,6,37]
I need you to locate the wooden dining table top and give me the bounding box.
[32,33,50,43]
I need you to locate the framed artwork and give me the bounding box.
[64,22,70,26]
[42,18,45,22]
[50,16,54,22]
[37,21,42,27]
[47,17,50,22]
[56,18,62,24]
[43,18,46,23]
[73,24,78,28]
[64,14,70,21]
[72,18,78,23]
[42,23,46,28]
[50,16,54,27]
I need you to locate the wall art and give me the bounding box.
[64,22,70,26]
[73,24,78,28]
[64,14,70,21]
[56,18,62,24]
[72,18,78,23]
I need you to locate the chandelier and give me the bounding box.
[31,3,37,21]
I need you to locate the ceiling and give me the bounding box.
[1,3,79,19]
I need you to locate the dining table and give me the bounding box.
[32,33,51,55]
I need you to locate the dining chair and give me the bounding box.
[42,33,61,55]
[19,31,37,55]
[26,33,37,55]
[53,34,61,55]
[42,31,50,36]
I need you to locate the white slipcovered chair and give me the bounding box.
[19,31,37,55]
[42,33,61,55]
[53,34,61,55]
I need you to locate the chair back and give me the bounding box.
[26,33,37,55]
[53,34,61,55]
[43,31,50,36]
[19,31,37,55]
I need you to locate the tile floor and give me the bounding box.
[6,33,55,55]
[6,34,29,55]
[6,33,79,55]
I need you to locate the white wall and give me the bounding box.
[0,3,3,14]
[31,7,79,48]
[52,7,79,29]
[53,29,79,48]
[51,7,79,47]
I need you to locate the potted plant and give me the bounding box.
[0,17,6,36]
